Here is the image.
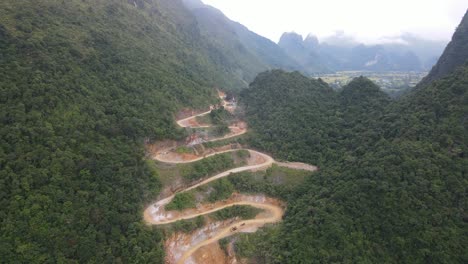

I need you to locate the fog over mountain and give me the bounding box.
[184,0,448,74]
[278,31,447,71]
[203,0,466,44]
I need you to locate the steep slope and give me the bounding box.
[420,10,468,85]
[0,0,253,262]
[339,77,391,149]
[240,67,467,264]
[182,0,303,84]
[241,70,339,163]
[278,32,330,73]
[240,72,391,167]
[387,64,468,147]
[340,76,391,110]
[231,23,302,72]
[239,14,467,260]
[182,3,268,88]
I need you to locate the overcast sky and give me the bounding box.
[202,0,467,44]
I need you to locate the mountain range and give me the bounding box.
[278,31,447,73]
[238,10,468,261]
[1,0,466,262]
[420,11,468,85]
[183,0,447,78]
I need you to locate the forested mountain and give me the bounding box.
[239,13,468,262]
[183,0,444,76]
[241,68,467,263]
[1,0,466,262]
[182,0,302,86]
[0,0,255,262]
[278,31,446,72]
[420,10,468,85]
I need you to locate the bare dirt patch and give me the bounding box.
[275,161,318,172]
[193,242,228,264]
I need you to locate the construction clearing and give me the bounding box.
[144,94,317,264]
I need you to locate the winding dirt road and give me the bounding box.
[176,110,212,128]
[144,100,316,264]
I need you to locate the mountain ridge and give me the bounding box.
[182,0,304,86]
[420,9,468,85]
[278,31,447,72]
[238,12,467,262]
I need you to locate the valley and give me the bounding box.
[314,70,428,94]
[1,1,466,263]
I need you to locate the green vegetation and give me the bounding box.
[210,107,234,125]
[202,134,247,149]
[212,206,262,221]
[193,107,235,137]
[315,71,427,94]
[219,237,230,255]
[241,70,339,164]
[165,216,205,234]
[183,153,235,181]
[186,164,311,205]
[208,178,235,202]
[235,149,251,160]
[212,125,231,137]
[155,150,248,188]
[239,67,467,262]
[227,169,310,201]
[0,0,255,262]
[1,0,466,262]
[165,192,196,211]
[234,226,281,261]
[175,146,194,154]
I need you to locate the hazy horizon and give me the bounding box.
[202,0,467,45]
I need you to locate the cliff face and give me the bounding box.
[420,10,468,85]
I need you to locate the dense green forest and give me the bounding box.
[240,65,467,262]
[239,15,468,260]
[1,0,467,263]
[0,0,251,262]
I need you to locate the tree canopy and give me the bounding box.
[240,67,467,263]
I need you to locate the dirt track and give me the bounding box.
[176,110,212,128]
[144,99,316,264]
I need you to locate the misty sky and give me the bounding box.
[202,0,467,44]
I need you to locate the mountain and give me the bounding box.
[340,76,391,112]
[278,33,330,73]
[278,31,447,72]
[239,12,467,263]
[420,10,468,85]
[2,0,466,262]
[182,0,303,85]
[384,33,448,69]
[240,64,467,264]
[0,0,264,262]
[230,22,302,72]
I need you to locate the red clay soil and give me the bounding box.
[192,242,229,264]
